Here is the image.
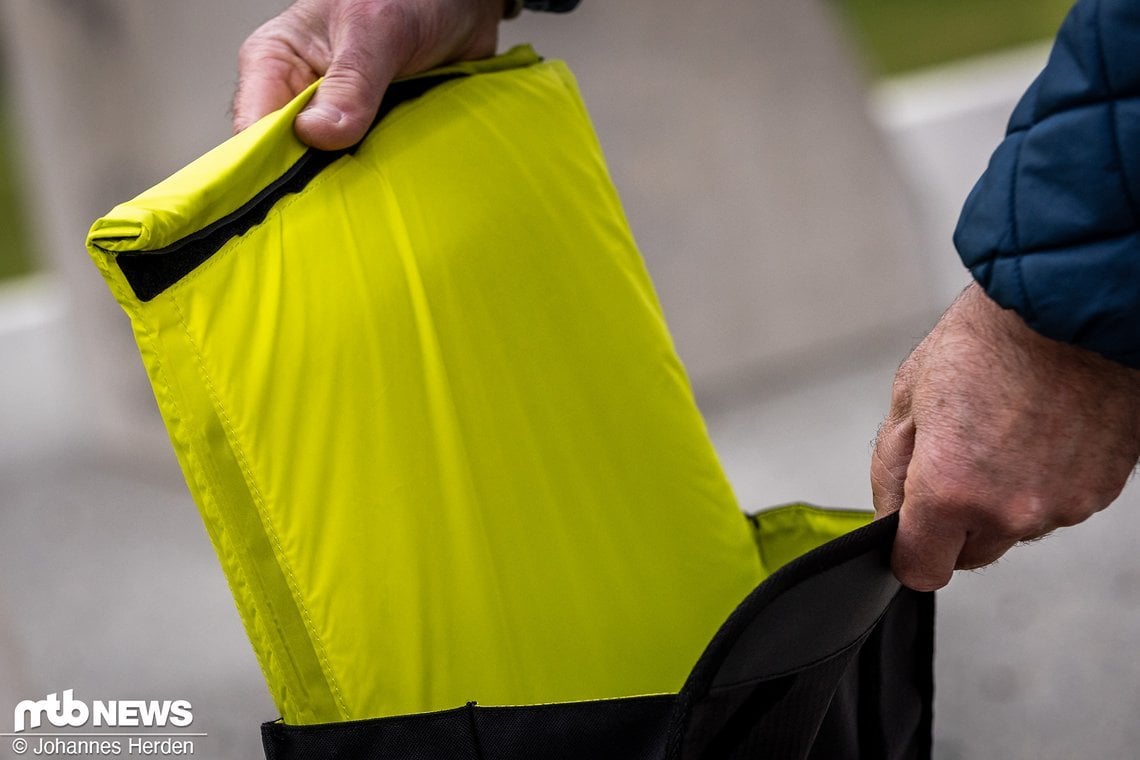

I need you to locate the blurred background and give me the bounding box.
[2,1,1138,758]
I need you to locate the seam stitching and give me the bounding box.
[171,295,350,719]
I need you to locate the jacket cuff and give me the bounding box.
[523,0,581,11]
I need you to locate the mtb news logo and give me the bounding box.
[6,690,203,757]
[13,690,193,733]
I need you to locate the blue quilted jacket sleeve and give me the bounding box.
[954,0,1140,369]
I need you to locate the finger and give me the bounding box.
[870,415,915,518]
[954,501,1065,570]
[234,57,313,133]
[891,496,966,592]
[295,5,412,150]
[955,530,1021,571]
[234,26,324,134]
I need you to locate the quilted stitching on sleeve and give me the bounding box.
[954,0,1140,368]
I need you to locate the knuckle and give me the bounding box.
[888,371,913,411]
[344,0,414,33]
[327,45,379,83]
[238,33,270,63]
[238,24,302,69]
[990,503,1047,539]
[904,469,963,512]
[240,12,295,50]
[1054,493,1107,528]
[340,0,422,60]
[1099,457,1138,502]
[1003,509,1044,537]
[1050,507,1086,530]
[993,493,1081,539]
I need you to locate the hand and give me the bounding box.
[872,282,1140,591]
[233,0,504,150]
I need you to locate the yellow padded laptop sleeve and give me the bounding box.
[86,46,866,727]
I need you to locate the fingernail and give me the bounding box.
[299,104,343,126]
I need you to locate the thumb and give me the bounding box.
[295,10,410,150]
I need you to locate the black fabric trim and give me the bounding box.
[260,695,674,760]
[116,73,467,302]
[522,0,581,11]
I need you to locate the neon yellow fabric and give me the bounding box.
[86,45,867,726]
[748,504,872,578]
